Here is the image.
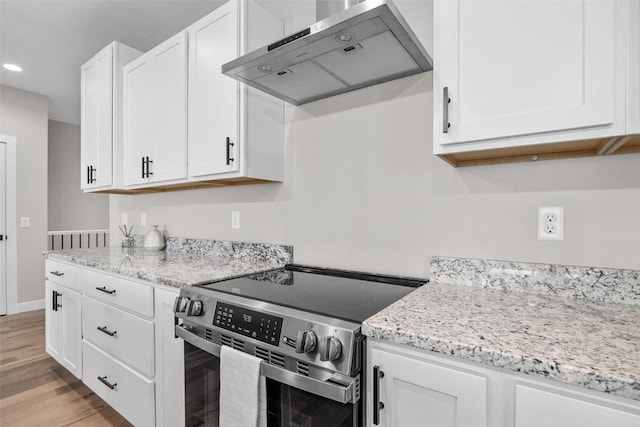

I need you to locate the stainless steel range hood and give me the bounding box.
[221,0,433,106]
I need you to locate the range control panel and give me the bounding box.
[214,302,283,345]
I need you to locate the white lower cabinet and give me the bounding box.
[155,287,185,427]
[46,261,186,426]
[368,340,498,427]
[368,339,640,427]
[45,260,82,379]
[83,341,155,427]
[80,269,156,426]
[503,374,640,427]
[45,282,82,378]
[82,295,155,377]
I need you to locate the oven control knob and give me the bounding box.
[295,330,317,353]
[187,299,204,317]
[173,297,190,313]
[319,336,342,362]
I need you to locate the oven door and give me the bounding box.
[180,329,362,427]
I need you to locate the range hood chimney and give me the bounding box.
[221,0,433,106]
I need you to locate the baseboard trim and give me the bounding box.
[17,299,45,313]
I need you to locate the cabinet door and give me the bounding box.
[370,347,489,427]
[188,2,240,177]
[150,32,188,183]
[81,44,113,189]
[435,0,621,146]
[155,288,185,427]
[628,0,640,134]
[45,282,62,363]
[61,288,82,379]
[507,381,640,427]
[123,55,154,186]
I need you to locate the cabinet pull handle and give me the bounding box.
[87,166,91,184]
[52,289,57,311]
[96,286,116,295]
[141,156,146,178]
[146,156,153,176]
[373,365,385,425]
[97,376,117,390]
[443,86,451,134]
[97,326,117,337]
[50,271,64,277]
[226,137,235,165]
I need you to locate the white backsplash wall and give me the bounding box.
[110,72,640,276]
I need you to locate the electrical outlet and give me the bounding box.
[538,207,564,240]
[20,217,30,228]
[231,211,240,229]
[140,212,147,226]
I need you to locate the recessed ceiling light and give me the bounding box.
[3,63,23,72]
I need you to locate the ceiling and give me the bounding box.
[0,0,228,125]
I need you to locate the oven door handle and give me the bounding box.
[176,325,359,404]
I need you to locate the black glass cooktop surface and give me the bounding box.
[197,264,426,323]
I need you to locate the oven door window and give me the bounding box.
[266,379,357,427]
[185,342,358,427]
[185,342,220,427]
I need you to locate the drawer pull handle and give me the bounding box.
[96,286,116,295]
[97,326,117,337]
[50,271,64,277]
[97,376,117,390]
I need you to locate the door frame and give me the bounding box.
[1,135,18,315]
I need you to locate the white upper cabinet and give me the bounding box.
[81,42,141,191]
[188,1,240,177]
[628,0,640,134]
[187,0,284,182]
[123,32,188,187]
[433,0,630,164]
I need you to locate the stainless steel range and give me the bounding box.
[174,264,425,427]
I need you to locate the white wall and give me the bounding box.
[0,85,49,303]
[48,120,109,231]
[110,73,640,276]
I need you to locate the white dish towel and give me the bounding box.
[219,345,267,427]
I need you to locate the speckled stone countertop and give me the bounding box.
[363,257,640,401]
[45,238,293,288]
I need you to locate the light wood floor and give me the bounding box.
[0,310,132,426]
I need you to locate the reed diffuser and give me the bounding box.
[119,225,134,248]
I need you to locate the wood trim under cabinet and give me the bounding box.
[438,134,640,167]
[93,177,278,195]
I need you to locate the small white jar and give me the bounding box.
[143,225,165,250]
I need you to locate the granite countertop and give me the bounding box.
[363,257,640,401]
[45,239,292,288]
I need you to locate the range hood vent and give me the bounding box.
[221,0,432,106]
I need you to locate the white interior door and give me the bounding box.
[0,143,6,315]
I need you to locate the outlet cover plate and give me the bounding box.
[232,211,240,229]
[538,207,564,240]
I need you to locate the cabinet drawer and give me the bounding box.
[82,296,154,377]
[83,341,155,427]
[80,268,153,316]
[46,260,79,291]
